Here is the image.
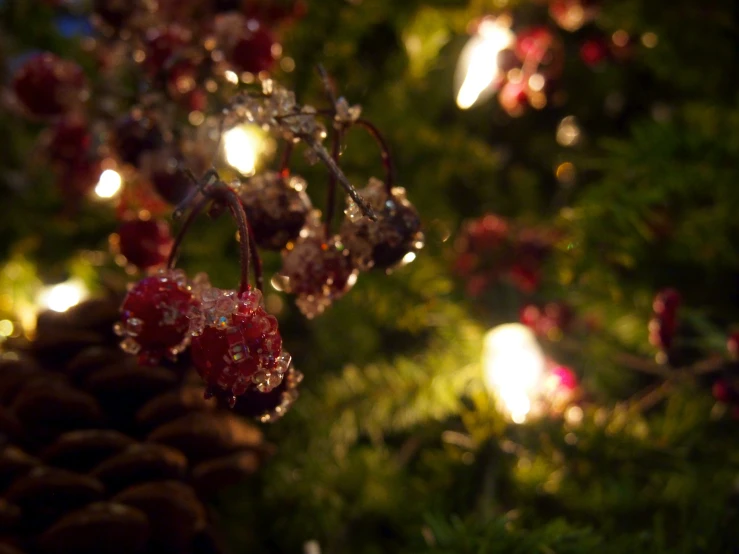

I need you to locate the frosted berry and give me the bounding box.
[112,115,164,168]
[649,288,681,351]
[237,172,312,250]
[279,230,357,319]
[47,116,92,164]
[340,178,423,271]
[115,270,195,364]
[144,25,192,76]
[113,218,174,270]
[13,53,87,117]
[189,287,291,407]
[224,364,303,422]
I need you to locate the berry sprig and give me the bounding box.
[116,167,299,417]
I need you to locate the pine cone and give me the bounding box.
[0,297,270,554]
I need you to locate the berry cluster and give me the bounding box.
[648,288,681,353]
[225,81,424,318]
[454,214,554,296]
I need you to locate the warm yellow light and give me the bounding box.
[482,323,546,423]
[37,279,88,313]
[94,169,123,199]
[223,125,263,176]
[0,320,13,337]
[455,18,514,110]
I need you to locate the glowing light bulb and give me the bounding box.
[482,323,546,423]
[94,169,123,199]
[455,18,515,110]
[223,125,264,176]
[37,279,88,313]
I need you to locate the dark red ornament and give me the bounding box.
[279,234,358,318]
[189,287,291,407]
[13,53,87,117]
[144,25,192,76]
[238,172,312,251]
[340,179,424,271]
[116,270,195,364]
[112,115,164,168]
[115,218,174,270]
[229,20,276,73]
[649,288,681,351]
[580,38,608,66]
[47,116,92,164]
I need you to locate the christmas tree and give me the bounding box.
[1,0,739,553]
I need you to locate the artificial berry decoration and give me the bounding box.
[237,172,312,250]
[649,288,681,351]
[279,229,358,318]
[580,37,609,66]
[46,116,92,164]
[113,217,174,270]
[115,269,196,364]
[230,21,277,73]
[189,287,291,407]
[221,364,303,422]
[12,53,87,117]
[340,178,424,271]
[144,24,192,76]
[149,164,195,206]
[112,114,164,168]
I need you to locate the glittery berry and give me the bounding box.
[115,270,195,364]
[189,287,291,407]
[340,178,423,271]
[237,172,312,250]
[13,53,87,117]
[112,115,164,168]
[279,229,357,318]
[222,364,303,423]
[113,218,174,270]
[649,288,681,351]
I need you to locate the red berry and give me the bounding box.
[229,21,276,73]
[47,116,92,164]
[508,264,540,293]
[550,365,578,391]
[466,214,509,252]
[116,270,196,364]
[279,235,358,318]
[13,53,87,117]
[144,25,191,75]
[222,363,302,422]
[339,179,423,271]
[149,162,195,205]
[515,27,553,60]
[189,287,291,406]
[520,304,542,329]
[238,172,312,251]
[115,218,174,270]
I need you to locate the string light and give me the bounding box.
[94,169,123,199]
[455,17,515,110]
[37,279,88,313]
[223,124,265,176]
[482,323,546,423]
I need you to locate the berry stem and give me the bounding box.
[168,195,210,270]
[354,118,395,194]
[210,186,253,295]
[324,126,343,238]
